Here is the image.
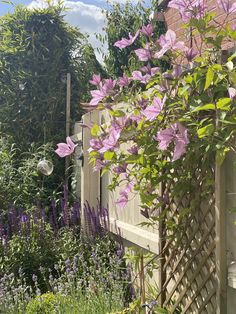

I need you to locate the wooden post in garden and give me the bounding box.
[65,73,71,184]
[80,110,100,236]
[215,162,227,313]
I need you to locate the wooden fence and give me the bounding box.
[73,110,236,314]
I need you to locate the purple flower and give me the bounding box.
[154,125,176,150]
[185,47,198,61]
[90,89,107,107]
[94,159,107,171]
[89,74,101,86]
[154,122,189,161]
[140,24,154,37]
[99,118,126,153]
[90,79,116,106]
[172,123,189,161]
[114,31,139,49]
[118,74,130,87]
[229,87,236,99]
[141,64,160,76]
[172,65,183,78]
[113,164,127,174]
[55,137,77,158]
[89,138,103,152]
[135,44,152,61]
[217,0,236,13]
[132,71,151,84]
[21,215,28,223]
[116,181,134,209]
[168,0,207,22]
[127,145,139,154]
[141,96,165,121]
[154,30,187,59]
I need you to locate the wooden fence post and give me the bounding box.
[215,162,227,313]
[80,110,100,236]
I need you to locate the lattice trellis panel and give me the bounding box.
[159,169,216,314]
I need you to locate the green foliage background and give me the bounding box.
[0,5,103,147]
[0,4,104,210]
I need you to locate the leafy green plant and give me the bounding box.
[25,293,78,314]
[0,134,55,213]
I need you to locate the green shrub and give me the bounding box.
[0,134,55,213]
[0,222,58,289]
[26,293,78,314]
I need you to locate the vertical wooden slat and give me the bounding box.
[65,73,71,183]
[81,110,100,236]
[73,122,82,200]
[215,162,227,313]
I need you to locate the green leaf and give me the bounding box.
[109,109,125,117]
[197,124,214,138]
[228,51,236,61]
[216,98,231,110]
[192,103,215,112]
[204,67,214,90]
[216,148,229,165]
[91,124,100,136]
[103,151,115,160]
[101,167,109,176]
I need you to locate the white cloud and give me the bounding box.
[28,0,107,63]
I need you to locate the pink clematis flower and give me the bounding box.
[168,0,208,22]
[154,122,189,161]
[172,123,189,161]
[154,30,187,59]
[116,181,134,209]
[89,138,103,152]
[114,31,139,49]
[229,87,236,99]
[55,137,77,157]
[140,24,154,37]
[141,96,166,121]
[118,74,130,87]
[90,79,116,106]
[132,70,151,84]
[155,125,176,150]
[172,65,183,78]
[185,47,198,62]
[135,44,152,61]
[89,74,101,86]
[217,0,236,13]
[141,64,160,76]
[113,163,128,174]
[94,158,107,171]
[99,118,126,153]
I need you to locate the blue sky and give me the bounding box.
[0,0,151,61]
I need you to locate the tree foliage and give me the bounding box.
[103,1,166,78]
[0,5,103,147]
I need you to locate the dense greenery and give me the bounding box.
[0,5,102,147]
[0,5,104,209]
[103,1,166,78]
[0,135,54,213]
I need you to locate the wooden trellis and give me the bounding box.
[158,166,219,313]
